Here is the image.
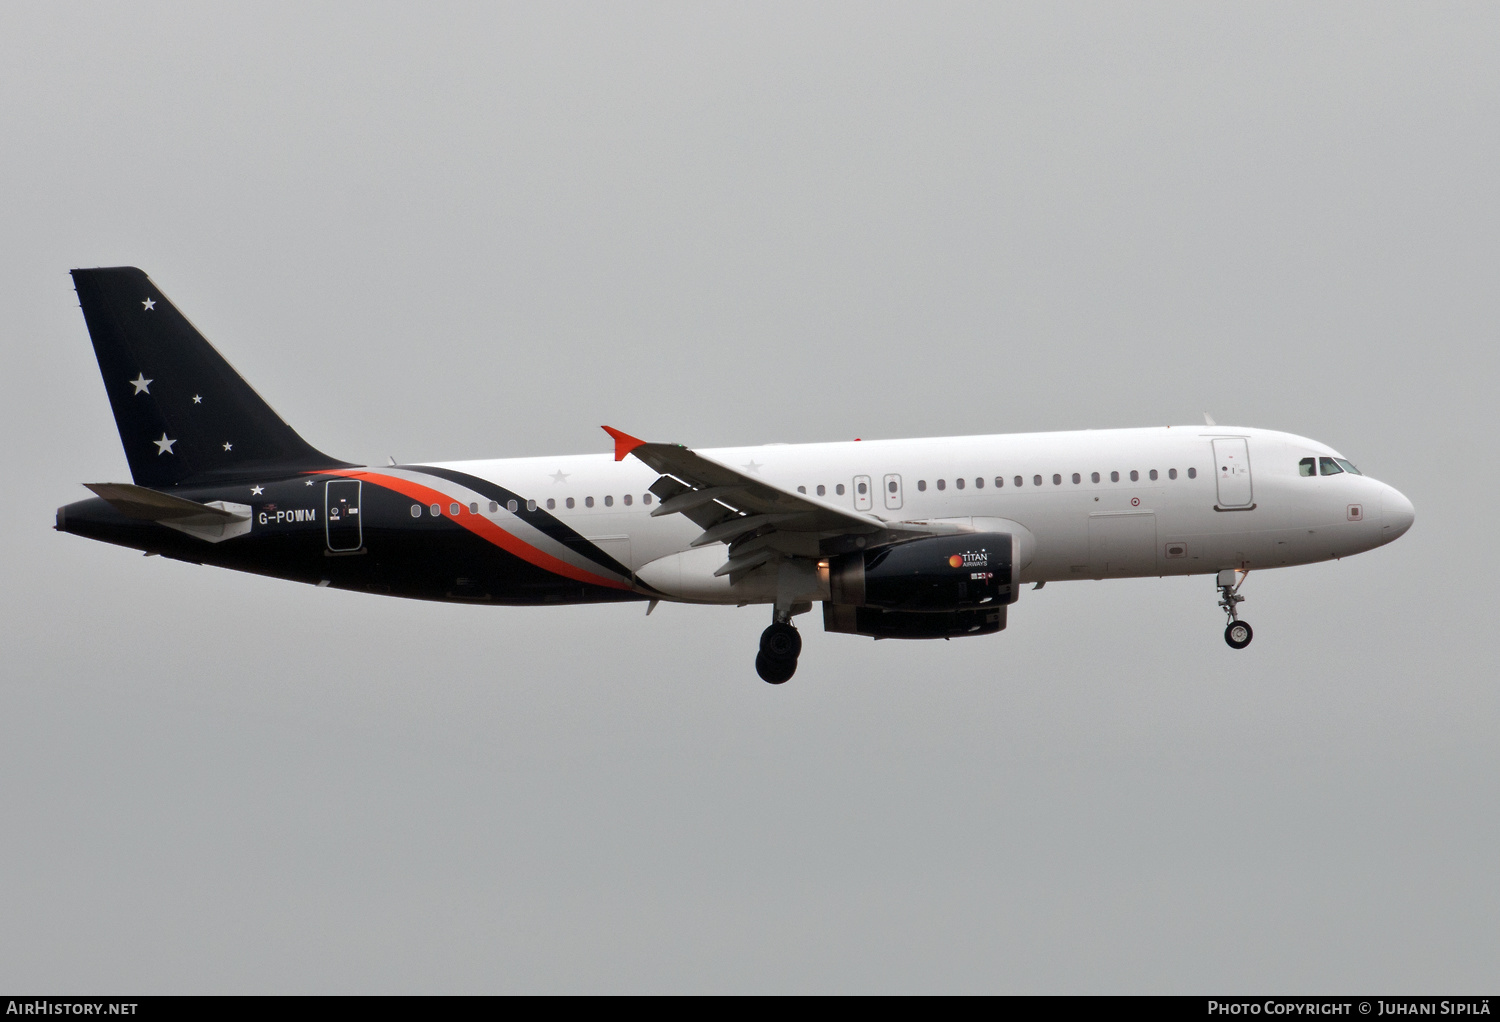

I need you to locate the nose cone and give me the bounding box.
[1382,486,1415,543]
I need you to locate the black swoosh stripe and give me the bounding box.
[404,464,641,583]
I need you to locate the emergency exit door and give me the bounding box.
[883,474,903,510]
[853,475,873,511]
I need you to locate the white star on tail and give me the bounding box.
[154,433,176,455]
[130,374,152,395]
[223,442,233,451]
[142,298,155,311]
[551,470,570,483]
[250,485,264,496]
[193,395,202,404]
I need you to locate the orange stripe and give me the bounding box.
[321,469,630,590]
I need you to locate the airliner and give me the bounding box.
[57,268,1415,683]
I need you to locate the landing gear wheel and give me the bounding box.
[1224,621,1253,650]
[759,622,802,661]
[756,652,796,685]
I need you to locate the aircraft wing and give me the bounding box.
[602,426,956,581]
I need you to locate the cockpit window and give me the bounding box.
[1335,458,1362,475]
[1319,457,1344,476]
[1299,457,1316,477]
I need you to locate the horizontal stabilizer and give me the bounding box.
[84,482,249,523]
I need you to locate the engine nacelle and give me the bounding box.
[827,532,1019,613]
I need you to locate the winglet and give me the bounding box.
[602,425,647,462]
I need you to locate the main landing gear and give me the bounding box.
[1217,569,1253,650]
[756,619,802,684]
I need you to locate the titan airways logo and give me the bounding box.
[947,550,989,569]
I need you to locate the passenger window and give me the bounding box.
[1014,476,1022,487]
[1110,471,1119,482]
[816,484,826,496]
[450,502,461,516]
[506,500,518,512]
[1071,473,1081,484]
[888,480,898,493]
[1169,468,1177,480]
[937,479,946,491]
[489,501,499,512]
[566,497,576,509]
[584,496,594,508]
[917,480,926,491]
[546,498,556,510]
[797,486,806,494]
[1129,470,1139,482]
[410,504,421,518]
[527,499,537,511]
[857,481,867,495]
[1319,457,1343,476]
[623,494,632,506]
[469,502,479,514]
[1299,457,1316,477]
[836,484,846,496]
[1091,472,1100,483]
[1335,459,1362,475]
[642,493,653,505]
[430,503,440,516]
[1033,475,1042,486]
[1187,467,1197,479]
[974,477,983,489]
[1149,469,1158,481]
[955,478,965,490]
[604,495,614,506]
[1053,474,1062,485]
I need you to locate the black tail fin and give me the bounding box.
[70,267,349,488]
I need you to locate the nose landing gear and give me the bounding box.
[1217,569,1253,649]
[756,619,802,684]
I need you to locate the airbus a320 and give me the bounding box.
[57,268,1415,683]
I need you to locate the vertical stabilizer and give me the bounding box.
[70,267,348,488]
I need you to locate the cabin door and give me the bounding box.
[325,480,363,552]
[1212,438,1254,508]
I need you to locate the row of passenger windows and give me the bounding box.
[1299,457,1362,477]
[409,493,656,518]
[791,467,1198,496]
[915,467,1195,490]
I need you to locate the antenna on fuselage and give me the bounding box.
[1203,412,1217,426]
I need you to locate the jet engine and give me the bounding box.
[823,532,1019,640]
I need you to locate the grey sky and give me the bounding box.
[2,3,1496,992]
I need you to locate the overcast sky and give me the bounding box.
[2,2,1496,993]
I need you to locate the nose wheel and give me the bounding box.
[1217,569,1252,650]
[756,621,801,684]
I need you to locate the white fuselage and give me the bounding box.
[429,425,1414,605]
